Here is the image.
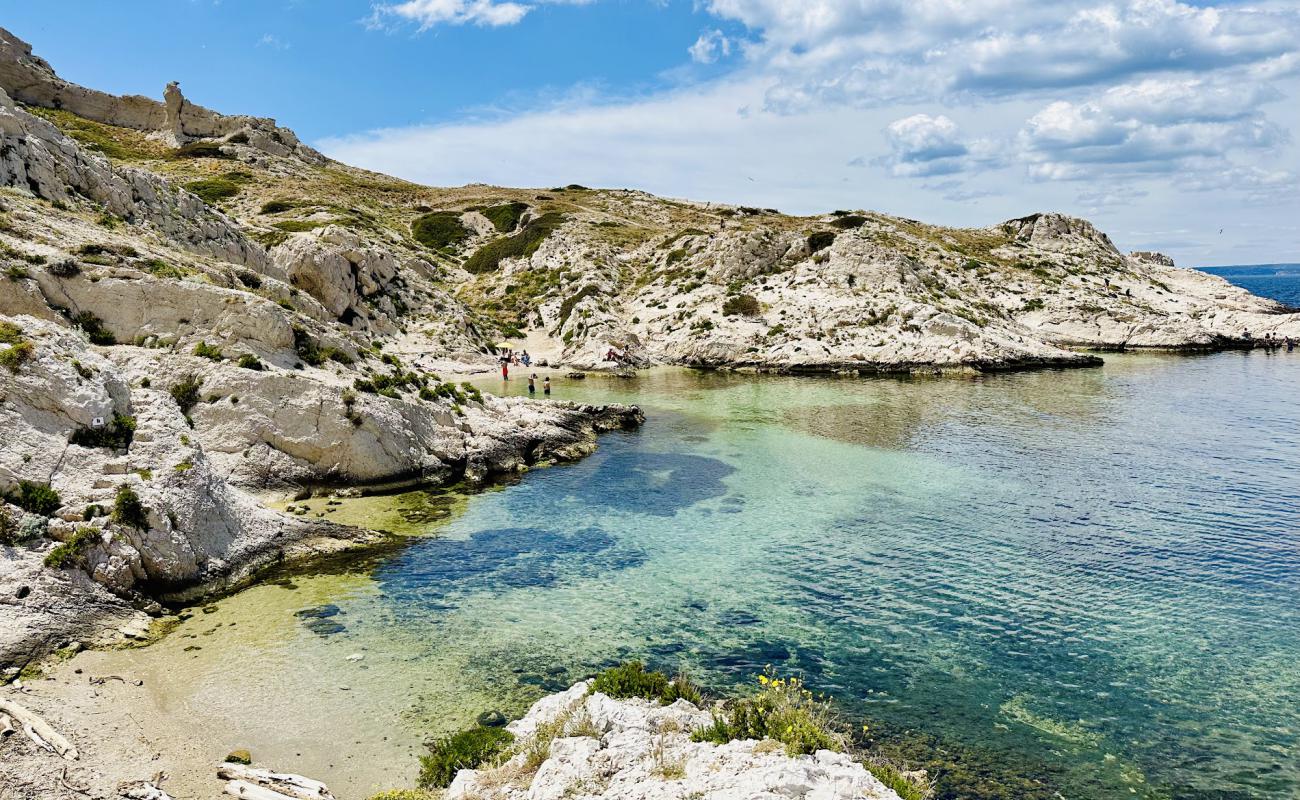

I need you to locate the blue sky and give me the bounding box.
[5,1,1299,266]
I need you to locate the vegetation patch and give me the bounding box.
[237,354,264,371]
[0,506,19,546]
[463,212,565,274]
[590,661,702,706]
[418,727,515,789]
[831,215,867,230]
[169,141,232,160]
[807,231,837,253]
[722,294,761,317]
[412,211,470,250]
[73,311,116,345]
[26,106,166,161]
[43,527,101,569]
[273,220,327,233]
[481,202,529,233]
[292,327,346,366]
[193,341,224,361]
[558,284,601,326]
[0,323,34,372]
[185,177,241,204]
[112,485,149,529]
[169,373,204,415]
[69,414,136,450]
[5,481,61,516]
[260,199,298,214]
[692,668,842,757]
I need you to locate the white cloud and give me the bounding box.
[689,29,732,64]
[373,0,553,28]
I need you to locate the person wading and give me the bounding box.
[528,374,537,395]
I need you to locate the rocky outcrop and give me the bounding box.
[0,26,322,161]
[0,86,268,268]
[448,681,903,800]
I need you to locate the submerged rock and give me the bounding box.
[476,710,507,728]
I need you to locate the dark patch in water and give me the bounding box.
[377,526,646,605]
[303,618,346,636]
[566,451,734,516]
[718,610,761,626]
[295,604,342,619]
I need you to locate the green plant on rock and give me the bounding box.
[481,201,529,233]
[589,661,701,706]
[722,294,761,317]
[193,341,224,361]
[807,231,837,253]
[463,212,565,274]
[170,141,231,160]
[237,354,264,371]
[5,481,61,516]
[111,485,148,530]
[412,211,470,250]
[43,526,101,568]
[185,177,241,204]
[1,331,34,372]
[259,199,297,214]
[417,726,514,789]
[69,413,136,450]
[72,311,116,345]
[830,215,867,230]
[691,667,843,757]
[169,373,204,415]
[0,506,19,546]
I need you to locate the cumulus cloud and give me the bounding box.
[689,29,732,64]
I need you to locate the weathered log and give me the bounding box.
[0,699,78,760]
[0,712,15,738]
[222,780,305,800]
[216,764,335,800]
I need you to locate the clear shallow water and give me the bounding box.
[86,352,1300,799]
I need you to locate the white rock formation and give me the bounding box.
[448,681,904,800]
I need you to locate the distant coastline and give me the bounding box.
[1196,264,1300,307]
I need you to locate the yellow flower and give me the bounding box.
[758,675,769,685]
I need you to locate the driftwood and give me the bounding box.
[118,780,174,800]
[0,712,15,738]
[0,698,79,760]
[216,764,335,800]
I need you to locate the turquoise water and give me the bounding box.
[409,353,1296,799]
[98,351,1300,799]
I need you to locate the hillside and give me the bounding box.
[2,23,1299,672]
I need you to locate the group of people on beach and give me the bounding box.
[500,347,532,367]
[1244,331,1295,351]
[498,355,551,395]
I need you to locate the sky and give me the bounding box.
[4,1,1299,266]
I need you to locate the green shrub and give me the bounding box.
[417,727,514,789]
[1021,298,1045,312]
[192,341,224,361]
[722,294,761,317]
[589,661,702,706]
[481,202,529,233]
[236,270,262,289]
[412,211,470,250]
[69,414,136,450]
[169,373,204,414]
[170,141,231,160]
[830,215,867,230]
[237,354,264,371]
[83,504,103,521]
[273,220,325,233]
[5,481,61,516]
[463,213,565,274]
[6,265,30,280]
[807,231,836,253]
[292,327,336,366]
[1,339,34,372]
[43,526,102,568]
[73,311,116,345]
[48,259,81,277]
[691,669,843,757]
[185,178,240,204]
[0,321,22,345]
[558,285,600,326]
[0,506,18,546]
[111,485,148,530]
[862,759,934,800]
[142,259,189,279]
[259,199,297,214]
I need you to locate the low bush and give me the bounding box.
[463,213,565,274]
[111,485,149,530]
[0,506,18,546]
[1,338,34,372]
[0,321,23,345]
[481,201,529,233]
[170,141,231,160]
[590,661,701,706]
[417,727,514,789]
[43,526,101,568]
[237,354,264,371]
[5,480,61,516]
[185,178,240,204]
[169,373,204,414]
[236,270,262,289]
[69,414,136,450]
[73,311,116,345]
[807,231,837,253]
[259,199,297,214]
[292,327,340,367]
[412,211,470,250]
[48,259,81,277]
[691,668,842,757]
[5,265,30,281]
[273,220,324,233]
[722,294,761,317]
[193,341,224,361]
[830,215,867,230]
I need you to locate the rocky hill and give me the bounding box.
[2,23,1298,675]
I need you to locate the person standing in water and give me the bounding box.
[543,376,551,396]
[501,358,509,380]
[528,374,537,395]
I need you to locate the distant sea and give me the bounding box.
[1197,263,1300,307]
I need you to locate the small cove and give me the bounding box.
[71,351,1300,800]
